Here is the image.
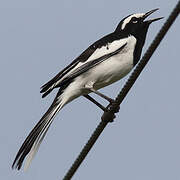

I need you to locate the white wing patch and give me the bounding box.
[54,38,129,86]
[121,13,144,30]
[88,38,128,61]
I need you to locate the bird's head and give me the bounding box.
[115,9,163,39]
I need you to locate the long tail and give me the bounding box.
[12,90,66,170]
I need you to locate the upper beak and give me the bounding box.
[143,8,164,23]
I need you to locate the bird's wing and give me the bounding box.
[40,46,96,97]
[57,42,127,87]
[40,33,125,98]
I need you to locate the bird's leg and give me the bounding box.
[84,94,120,123]
[90,88,115,103]
[90,88,120,113]
[83,95,108,112]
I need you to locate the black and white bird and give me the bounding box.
[12,9,162,170]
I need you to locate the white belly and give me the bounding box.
[89,52,133,89]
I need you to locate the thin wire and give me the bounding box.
[62,2,180,180]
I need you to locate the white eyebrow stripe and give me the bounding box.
[121,13,144,30]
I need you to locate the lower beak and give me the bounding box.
[143,8,164,23]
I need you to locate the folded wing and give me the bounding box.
[57,42,127,87]
[40,46,96,97]
[40,33,126,98]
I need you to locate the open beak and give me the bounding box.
[143,8,164,23]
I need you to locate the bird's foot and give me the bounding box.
[102,101,120,122]
[106,100,120,113]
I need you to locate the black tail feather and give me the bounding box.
[12,90,63,170]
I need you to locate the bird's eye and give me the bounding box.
[131,17,138,23]
[133,20,138,23]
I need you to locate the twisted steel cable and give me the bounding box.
[62,2,180,180]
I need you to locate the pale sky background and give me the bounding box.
[0,0,180,180]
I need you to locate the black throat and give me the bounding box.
[133,38,145,66]
[132,27,149,66]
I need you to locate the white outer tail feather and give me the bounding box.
[24,100,65,171]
